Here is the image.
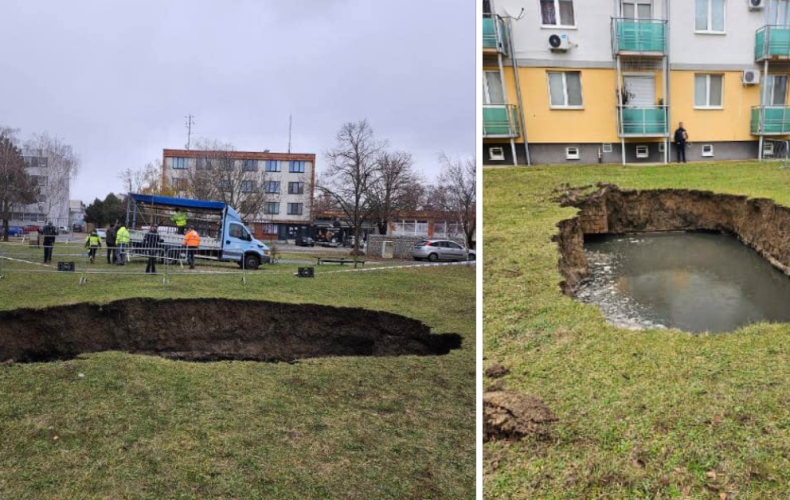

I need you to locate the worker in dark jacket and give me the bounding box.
[106,223,117,264]
[143,225,162,274]
[41,221,57,263]
[674,122,689,163]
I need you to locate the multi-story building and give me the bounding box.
[483,0,790,165]
[8,152,70,227]
[162,149,315,241]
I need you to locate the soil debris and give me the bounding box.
[484,391,558,442]
[485,364,510,379]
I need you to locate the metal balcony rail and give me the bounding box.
[617,105,669,136]
[751,105,790,135]
[483,16,510,56]
[483,104,520,138]
[612,18,667,55]
[755,25,790,61]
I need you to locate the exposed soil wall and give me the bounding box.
[555,185,790,294]
[0,298,461,363]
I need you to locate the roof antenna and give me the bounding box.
[185,114,195,150]
[287,114,293,153]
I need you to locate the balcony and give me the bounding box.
[483,16,509,56]
[612,18,667,56]
[751,106,790,135]
[483,104,519,138]
[617,106,668,137]
[755,26,790,61]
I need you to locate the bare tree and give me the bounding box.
[369,150,423,235]
[435,153,476,254]
[319,120,385,260]
[23,132,80,226]
[119,160,167,194]
[0,133,36,241]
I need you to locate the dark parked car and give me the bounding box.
[295,235,315,247]
[72,223,83,232]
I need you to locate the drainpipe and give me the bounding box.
[664,0,671,164]
[616,55,626,165]
[760,57,768,161]
[507,17,531,166]
[496,48,517,166]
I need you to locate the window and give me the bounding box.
[288,182,305,194]
[172,157,188,169]
[287,203,303,215]
[219,179,231,191]
[488,147,505,161]
[265,160,280,172]
[483,71,505,104]
[289,161,305,173]
[221,160,235,171]
[702,144,715,157]
[241,180,256,193]
[566,147,580,160]
[262,223,277,234]
[393,220,429,237]
[447,242,463,250]
[763,75,788,105]
[541,0,575,26]
[264,202,280,215]
[694,74,724,108]
[264,181,281,194]
[602,143,613,153]
[173,177,188,190]
[636,145,649,158]
[229,223,250,241]
[196,157,211,170]
[242,159,258,171]
[37,194,47,203]
[548,71,583,108]
[695,0,725,33]
[622,0,652,19]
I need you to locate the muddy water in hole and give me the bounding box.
[585,232,790,333]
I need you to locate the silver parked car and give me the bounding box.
[412,239,475,262]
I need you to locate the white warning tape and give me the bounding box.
[316,260,475,275]
[0,255,52,268]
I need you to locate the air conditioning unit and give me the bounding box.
[549,34,571,52]
[743,70,761,85]
[749,0,766,10]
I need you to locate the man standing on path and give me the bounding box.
[41,221,57,263]
[116,223,130,265]
[106,223,117,264]
[674,122,689,163]
[183,225,200,269]
[143,225,162,274]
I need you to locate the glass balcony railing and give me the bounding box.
[612,18,667,55]
[755,26,790,61]
[483,16,509,56]
[483,104,519,138]
[617,105,668,136]
[751,106,790,135]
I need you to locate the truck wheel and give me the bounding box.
[428,253,439,262]
[243,254,260,270]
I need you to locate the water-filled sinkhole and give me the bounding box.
[554,185,790,333]
[0,298,461,363]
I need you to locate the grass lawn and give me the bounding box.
[0,245,475,499]
[484,161,790,499]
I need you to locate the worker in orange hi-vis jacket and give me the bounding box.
[183,225,201,269]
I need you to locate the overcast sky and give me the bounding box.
[0,0,474,202]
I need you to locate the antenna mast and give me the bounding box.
[185,114,195,150]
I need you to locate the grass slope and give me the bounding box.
[484,162,790,499]
[0,252,475,499]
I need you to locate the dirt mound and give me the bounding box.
[483,391,558,442]
[554,184,790,295]
[0,298,462,363]
[485,363,510,379]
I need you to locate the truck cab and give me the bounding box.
[221,207,271,270]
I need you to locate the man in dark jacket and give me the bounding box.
[106,223,117,264]
[674,122,689,163]
[143,225,162,274]
[41,221,57,263]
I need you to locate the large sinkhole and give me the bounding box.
[554,184,790,333]
[0,298,461,363]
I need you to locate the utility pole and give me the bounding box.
[185,114,195,150]
[287,114,293,153]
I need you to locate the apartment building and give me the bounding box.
[483,0,790,165]
[162,149,315,241]
[7,152,70,227]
